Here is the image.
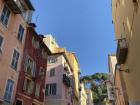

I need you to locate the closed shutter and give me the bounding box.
[52,83,56,95]
[45,84,49,96]
[4,80,14,102]
[11,50,20,70]
[23,78,27,91]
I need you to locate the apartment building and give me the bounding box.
[43,35,72,105]
[65,52,80,105]
[112,0,140,104]
[79,83,87,105]
[0,0,34,105]
[86,89,93,105]
[108,54,126,105]
[15,25,51,105]
[45,52,73,105]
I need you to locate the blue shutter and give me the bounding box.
[17,25,24,42]
[0,5,10,25]
[0,36,3,47]
[4,79,14,102]
[11,50,20,70]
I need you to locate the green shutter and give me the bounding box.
[45,84,49,96]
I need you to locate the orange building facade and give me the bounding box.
[0,0,34,105]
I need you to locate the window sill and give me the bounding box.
[23,90,33,96]
[17,39,23,45]
[0,21,8,28]
[11,65,17,71]
[4,99,11,103]
[0,22,8,32]
[25,73,35,78]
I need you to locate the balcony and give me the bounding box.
[63,74,71,87]
[5,0,22,14]
[116,38,128,64]
[5,0,35,14]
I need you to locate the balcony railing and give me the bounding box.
[63,74,71,87]
[5,0,22,14]
[116,38,128,64]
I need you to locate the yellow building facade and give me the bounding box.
[65,52,80,105]
[86,89,93,105]
[112,0,140,104]
[80,83,87,105]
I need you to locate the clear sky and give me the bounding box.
[31,0,116,76]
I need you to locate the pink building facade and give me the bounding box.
[45,53,73,105]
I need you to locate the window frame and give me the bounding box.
[35,83,40,97]
[39,67,45,79]
[0,4,11,26]
[0,35,4,53]
[133,0,139,13]
[17,24,25,42]
[11,49,20,70]
[45,83,57,96]
[50,68,55,77]
[4,79,14,102]
[48,56,57,64]
[24,56,36,77]
[23,77,34,95]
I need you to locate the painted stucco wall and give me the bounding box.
[112,0,140,104]
[45,54,72,105]
[0,1,27,104]
[80,83,87,105]
[65,52,80,101]
[86,89,93,105]
[43,35,59,53]
[15,27,48,105]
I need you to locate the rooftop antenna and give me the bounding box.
[35,15,39,23]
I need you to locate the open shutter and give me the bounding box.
[23,78,27,91]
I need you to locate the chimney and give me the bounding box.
[29,23,37,29]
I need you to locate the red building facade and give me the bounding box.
[15,25,51,105]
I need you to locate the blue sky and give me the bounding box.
[31,0,116,76]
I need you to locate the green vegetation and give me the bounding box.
[80,73,109,104]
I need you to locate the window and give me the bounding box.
[42,48,48,59]
[50,68,55,77]
[133,0,138,13]
[24,57,36,76]
[32,36,40,49]
[39,68,45,79]
[17,25,24,42]
[35,83,40,97]
[15,100,22,105]
[23,78,34,94]
[0,5,10,26]
[45,83,57,96]
[0,35,3,53]
[48,56,57,64]
[4,79,14,102]
[11,49,20,70]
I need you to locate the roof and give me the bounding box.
[27,26,52,55]
[25,0,35,11]
[50,52,73,72]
